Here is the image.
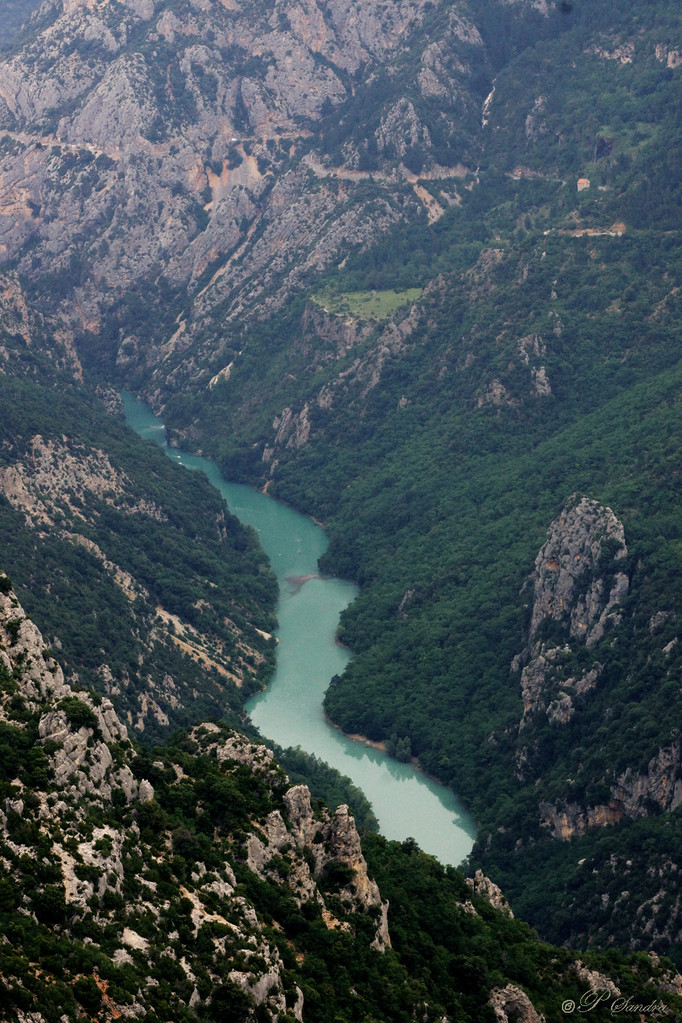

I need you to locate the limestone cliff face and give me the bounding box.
[489,985,545,1023]
[0,0,488,405]
[539,739,682,840]
[612,739,682,818]
[301,304,375,362]
[466,869,514,918]
[0,432,166,534]
[247,785,391,949]
[537,800,624,841]
[0,588,394,1020]
[514,496,629,728]
[525,496,629,655]
[195,724,391,951]
[0,582,70,712]
[0,577,151,803]
[514,497,682,840]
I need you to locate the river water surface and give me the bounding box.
[122,393,475,865]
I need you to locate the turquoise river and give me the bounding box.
[123,393,475,866]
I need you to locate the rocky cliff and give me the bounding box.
[0,0,488,399]
[539,735,682,841]
[513,495,682,841]
[7,575,659,1022]
[0,591,146,804]
[514,495,629,729]
[0,577,386,1020]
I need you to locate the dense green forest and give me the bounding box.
[1,623,681,1022]
[142,0,682,956]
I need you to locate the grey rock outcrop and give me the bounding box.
[466,869,514,917]
[514,496,629,726]
[489,985,545,1022]
[246,781,391,950]
[526,496,629,652]
[0,599,70,708]
[191,724,391,949]
[0,576,153,803]
[514,500,682,840]
[612,739,682,817]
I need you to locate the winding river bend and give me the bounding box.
[123,393,475,866]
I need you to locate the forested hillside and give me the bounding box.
[0,272,277,740]
[1,580,681,1022]
[0,0,681,973]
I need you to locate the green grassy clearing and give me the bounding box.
[312,286,423,319]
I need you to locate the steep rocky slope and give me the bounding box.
[0,271,277,737]
[0,0,489,392]
[514,496,630,738]
[0,578,382,1020]
[2,576,682,1022]
[514,496,682,836]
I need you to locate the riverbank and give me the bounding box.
[324,713,387,754]
[124,392,476,865]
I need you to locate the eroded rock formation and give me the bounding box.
[514,495,629,727]
[513,497,682,840]
[0,581,391,1019]
[0,0,486,399]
